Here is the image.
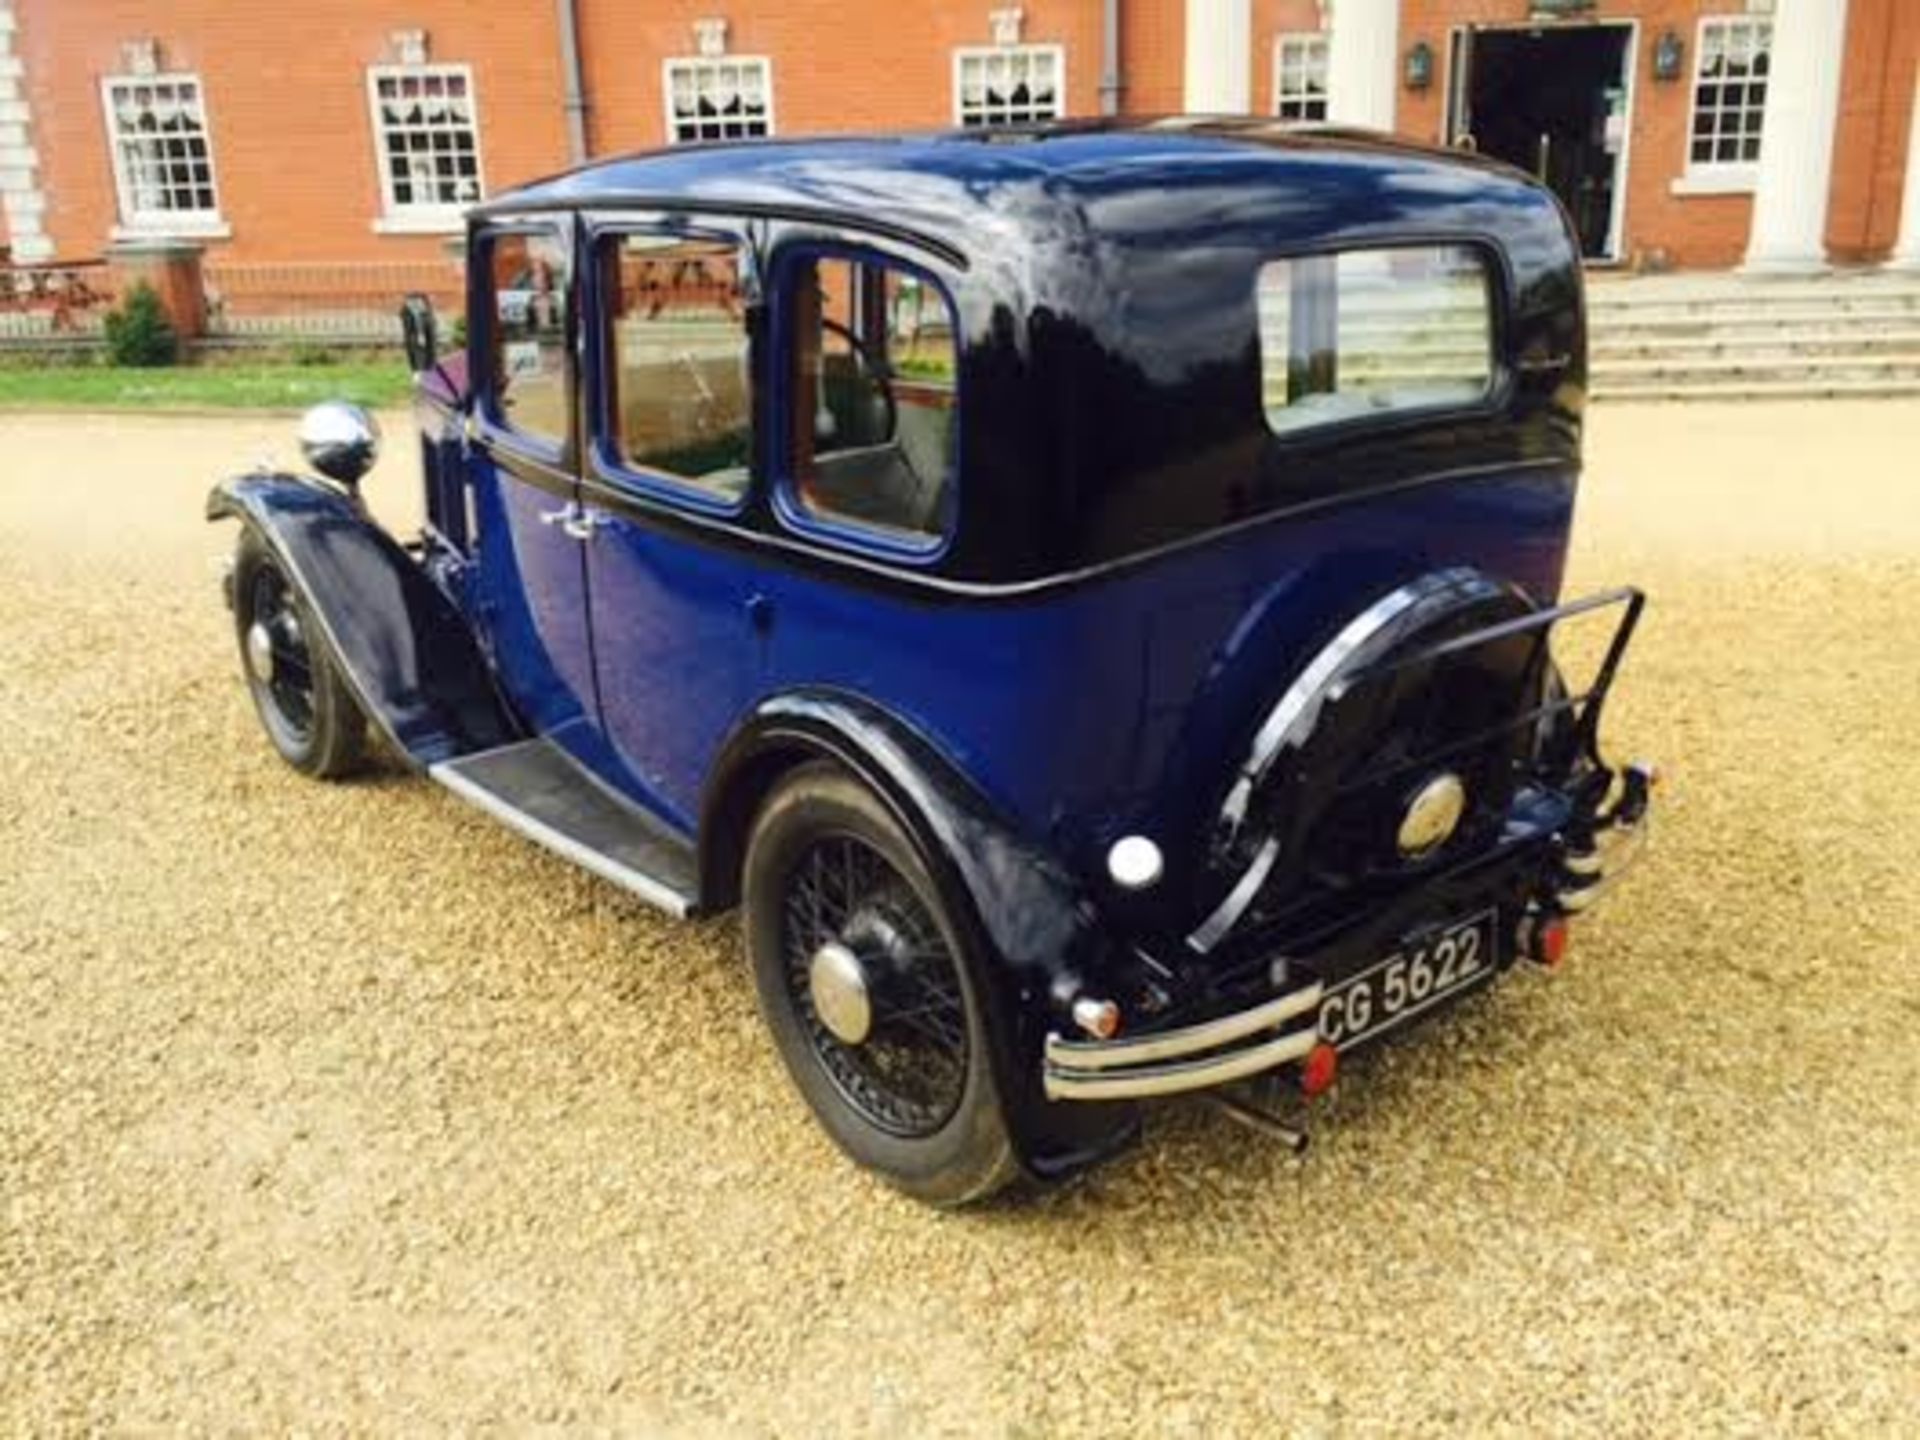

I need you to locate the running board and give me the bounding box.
[430,739,698,917]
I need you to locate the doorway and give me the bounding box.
[1448,24,1634,262]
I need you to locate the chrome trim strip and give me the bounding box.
[1044,1025,1321,1101]
[1187,834,1280,955]
[430,753,694,918]
[1044,980,1325,1072]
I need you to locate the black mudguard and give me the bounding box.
[702,689,1141,1182]
[207,472,517,768]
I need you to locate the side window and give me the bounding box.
[1257,245,1493,438]
[602,233,753,499]
[487,229,571,447]
[784,254,958,548]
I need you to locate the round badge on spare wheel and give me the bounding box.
[808,939,873,1046]
[1397,772,1468,860]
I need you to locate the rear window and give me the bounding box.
[1256,245,1494,436]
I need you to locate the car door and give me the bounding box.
[467,216,600,754]
[574,220,765,831]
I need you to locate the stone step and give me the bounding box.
[1593,329,1920,361]
[1592,300,1920,331]
[1593,353,1920,386]
[1593,376,1920,402]
[1587,274,1920,305]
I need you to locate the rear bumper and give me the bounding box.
[1042,762,1658,1104]
[1554,760,1656,914]
[1042,982,1324,1100]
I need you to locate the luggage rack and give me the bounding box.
[1332,584,1646,787]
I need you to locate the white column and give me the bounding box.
[1887,68,1920,270]
[1326,0,1398,133]
[1184,0,1251,114]
[1742,0,1851,274]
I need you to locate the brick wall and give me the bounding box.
[1400,0,1915,269]
[1398,0,1752,268]
[1123,0,1187,113]
[576,1,1111,152]
[1827,0,1919,262]
[15,0,568,265]
[9,0,1916,278]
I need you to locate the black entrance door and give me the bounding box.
[1452,25,1630,259]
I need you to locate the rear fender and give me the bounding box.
[207,472,518,767]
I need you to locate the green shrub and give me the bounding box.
[103,282,179,367]
[290,340,337,367]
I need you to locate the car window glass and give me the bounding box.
[489,229,571,446]
[1257,245,1492,437]
[603,233,754,499]
[786,255,957,547]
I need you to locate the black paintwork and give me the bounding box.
[479,119,1586,588]
[208,474,519,767]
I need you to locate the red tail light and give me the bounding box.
[1300,1041,1339,1097]
[1535,917,1571,969]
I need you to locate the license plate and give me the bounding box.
[1318,910,1497,1052]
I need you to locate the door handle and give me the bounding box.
[562,506,605,542]
[537,502,604,541]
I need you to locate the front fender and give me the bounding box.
[207,472,517,768]
[701,689,1141,1181]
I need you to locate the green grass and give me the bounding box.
[0,361,413,411]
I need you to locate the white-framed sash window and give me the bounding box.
[100,73,229,238]
[1273,34,1329,122]
[368,63,484,233]
[1678,15,1772,192]
[663,56,774,143]
[953,44,1065,126]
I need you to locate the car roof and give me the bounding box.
[473,117,1548,264]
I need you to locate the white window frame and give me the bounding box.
[99,72,230,241]
[1272,33,1329,123]
[1674,14,1772,195]
[660,55,776,144]
[951,44,1068,127]
[366,62,486,235]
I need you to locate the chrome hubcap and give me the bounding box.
[244,620,277,684]
[809,940,873,1045]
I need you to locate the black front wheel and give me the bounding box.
[743,762,1017,1206]
[231,528,368,780]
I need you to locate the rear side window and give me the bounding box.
[486,229,571,447]
[1257,245,1494,437]
[782,253,958,549]
[601,233,754,500]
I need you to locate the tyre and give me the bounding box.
[743,761,1019,1206]
[231,527,369,780]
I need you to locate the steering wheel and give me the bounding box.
[820,318,898,443]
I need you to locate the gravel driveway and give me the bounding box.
[3,404,1916,1434]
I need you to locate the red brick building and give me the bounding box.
[2,0,1915,278]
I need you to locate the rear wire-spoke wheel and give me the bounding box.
[232,528,368,780]
[783,836,968,1137]
[745,763,1017,1206]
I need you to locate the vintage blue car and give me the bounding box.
[209,119,1655,1205]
